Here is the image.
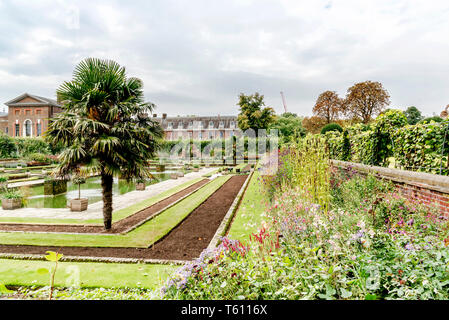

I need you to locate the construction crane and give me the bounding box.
[280,91,288,114]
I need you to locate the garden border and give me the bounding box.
[206,170,254,251]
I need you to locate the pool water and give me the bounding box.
[21,173,173,209]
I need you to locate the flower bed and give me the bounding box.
[162,141,449,300]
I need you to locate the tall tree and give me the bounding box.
[237,92,275,134]
[269,112,306,144]
[45,58,163,230]
[404,106,423,125]
[302,116,328,134]
[313,91,343,123]
[344,81,390,123]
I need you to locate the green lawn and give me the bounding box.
[227,165,267,242]
[0,259,177,289]
[0,175,230,248]
[0,177,204,225]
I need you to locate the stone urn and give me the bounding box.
[70,198,88,212]
[193,167,200,172]
[136,182,146,191]
[170,173,178,179]
[2,198,23,210]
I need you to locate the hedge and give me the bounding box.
[324,111,449,175]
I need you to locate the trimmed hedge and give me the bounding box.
[324,110,449,174]
[321,123,343,135]
[0,134,64,159]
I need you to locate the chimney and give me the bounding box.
[153,114,157,117]
[162,113,167,119]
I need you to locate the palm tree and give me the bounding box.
[45,58,163,229]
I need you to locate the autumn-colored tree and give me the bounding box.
[237,92,275,134]
[302,116,328,134]
[344,81,390,123]
[441,105,449,119]
[313,91,343,123]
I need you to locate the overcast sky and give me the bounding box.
[0,0,448,117]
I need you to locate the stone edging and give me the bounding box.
[0,252,188,265]
[206,169,254,251]
[332,160,449,194]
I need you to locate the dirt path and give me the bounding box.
[0,175,248,261]
[0,179,210,234]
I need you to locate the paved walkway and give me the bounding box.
[0,167,217,220]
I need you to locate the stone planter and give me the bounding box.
[1,198,23,210]
[136,182,146,191]
[156,164,166,172]
[44,180,68,196]
[177,172,184,177]
[170,173,178,179]
[193,167,199,172]
[70,198,88,212]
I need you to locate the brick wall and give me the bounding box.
[332,160,449,217]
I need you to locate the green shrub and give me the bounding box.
[419,116,443,124]
[1,189,23,200]
[321,123,343,134]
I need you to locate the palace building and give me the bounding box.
[152,113,239,141]
[0,93,239,140]
[0,93,62,137]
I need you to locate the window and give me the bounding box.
[24,120,32,137]
[5,127,8,134]
[167,122,173,129]
[209,121,214,128]
[36,123,42,136]
[36,109,42,115]
[198,131,203,140]
[15,109,20,116]
[25,110,31,116]
[230,121,235,128]
[188,121,193,128]
[219,121,224,128]
[15,124,20,137]
[209,131,214,139]
[220,131,224,138]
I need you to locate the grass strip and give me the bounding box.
[0,176,230,248]
[227,164,267,242]
[0,258,177,289]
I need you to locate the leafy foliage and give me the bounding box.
[404,106,423,125]
[237,92,275,133]
[269,112,306,145]
[313,91,344,123]
[320,123,343,134]
[344,81,390,123]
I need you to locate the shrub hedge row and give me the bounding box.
[324,110,449,175]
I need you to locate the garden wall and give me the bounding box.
[332,160,449,217]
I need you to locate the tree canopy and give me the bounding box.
[237,92,275,134]
[313,91,343,123]
[269,112,306,144]
[404,106,423,125]
[344,81,390,123]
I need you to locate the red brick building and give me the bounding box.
[1,93,62,137]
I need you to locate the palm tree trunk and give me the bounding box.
[101,173,113,230]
